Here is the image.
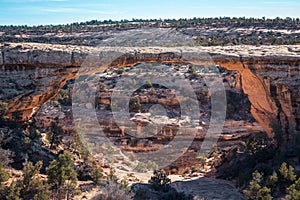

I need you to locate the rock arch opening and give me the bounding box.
[1,43,299,138]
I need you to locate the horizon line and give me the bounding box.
[0,16,298,27]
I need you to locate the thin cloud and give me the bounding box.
[41,8,79,13]
[41,7,122,15]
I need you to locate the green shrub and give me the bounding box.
[52,100,61,110]
[134,161,158,173]
[99,83,107,90]
[285,178,300,200]
[129,96,141,112]
[6,182,22,200]
[120,179,130,191]
[117,67,126,74]
[46,151,78,200]
[107,167,117,181]
[243,171,273,200]
[258,186,272,200]
[145,80,153,88]
[243,171,263,199]
[268,171,278,189]
[47,120,63,149]
[22,161,42,193]
[134,162,148,173]
[0,163,9,183]
[196,155,206,168]
[148,169,171,192]
[21,161,51,200]
[188,65,197,75]
[92,167,103,185]
[279,162,296,183]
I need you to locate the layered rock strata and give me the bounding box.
[1,43,299,137]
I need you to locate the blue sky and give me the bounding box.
[0,0,299,25]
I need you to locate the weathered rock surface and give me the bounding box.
[171,177,246,199]
[130,177,246,200]
[1,42,299,137]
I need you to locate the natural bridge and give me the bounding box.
[1,43,299,137]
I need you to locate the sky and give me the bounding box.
[0,0,299,25]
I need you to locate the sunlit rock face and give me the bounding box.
[1,42,299,137]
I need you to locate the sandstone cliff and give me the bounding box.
[1,43,299,137]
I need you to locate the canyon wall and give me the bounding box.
[1,43,299,137]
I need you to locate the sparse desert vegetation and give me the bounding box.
[0,12,300,200]
[1,17,300,46]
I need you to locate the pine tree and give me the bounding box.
[148,169,171,192]
[92,167,103,185]
[47,118,63,149]
[107,167,117,181]
[268,171,278,193]
[269,171,278,186]
[0,163,9,183]
[6,182,22,200]
[21,161,51,200]
[286,178,300,200]
[279,162,296,183]
[22,161,42,193]
[46,151,78,200]
[243,171,273,200]
[0,163,10,199]
[243,171,263,200]
[258,186,272,200]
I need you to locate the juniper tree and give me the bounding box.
[46,151,78,200]
[148,169,171,192]
[47,118,63,149]
[243,171,272,200]
[21,161,51,200]
[279,162,296,183]
[286,178,300,200]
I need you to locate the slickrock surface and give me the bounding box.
[1,42,299,137]
[171,177,246,199]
